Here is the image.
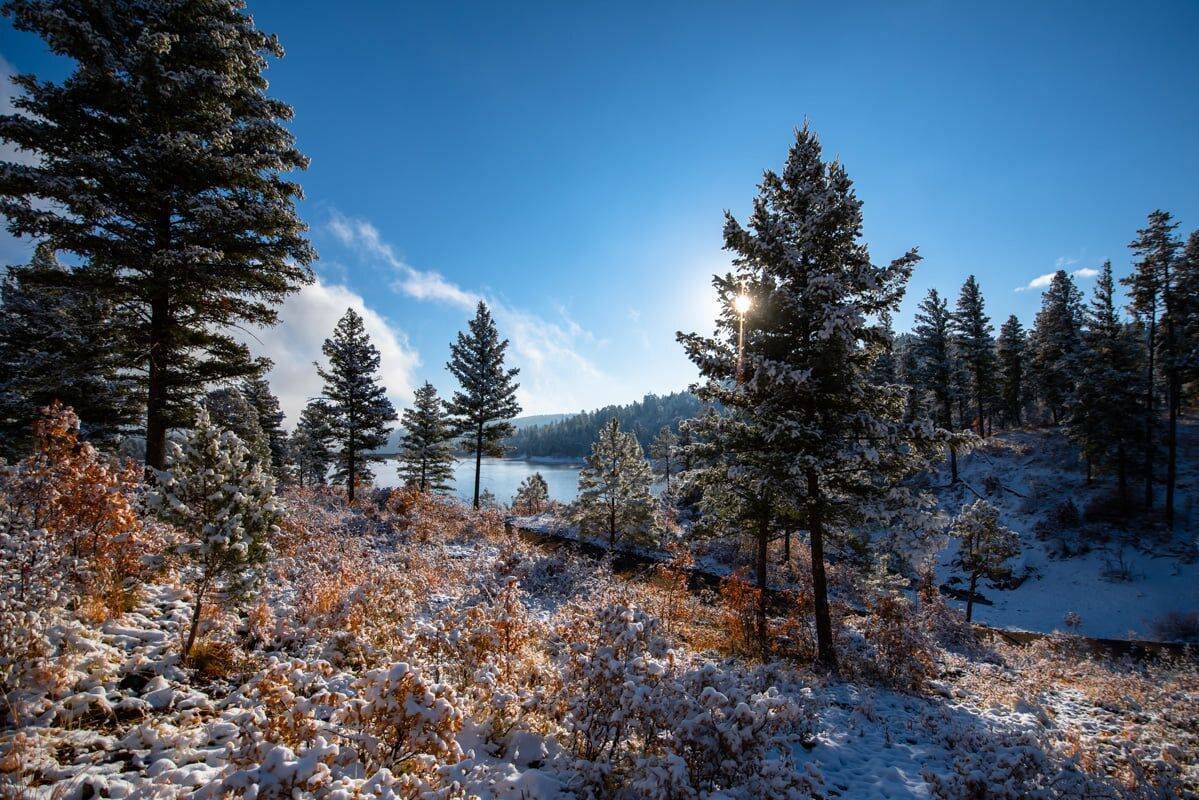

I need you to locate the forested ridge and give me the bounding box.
[506,390,702,457]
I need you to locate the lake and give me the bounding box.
[377,456,583,504]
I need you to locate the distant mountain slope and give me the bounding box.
[507,391,702,458]
[510,413,571,431]
[377,412,571,454]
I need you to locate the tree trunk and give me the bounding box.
[609,500,616,549]
[755,511,769,659]
[145,285,170,474]
[1166,376,1178,527]
[1118,444,1128,506]
[347,447,356,503]
[975,373,985,437]
[473,424,483,508]
[806,471,836,671]
[183,579,207,662]
[782,529,791,564]
[966,572,977,623]
[1145,314,1156,510]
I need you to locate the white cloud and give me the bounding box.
[237,278,420,425]
[327,211,607,414]
[1015,263,1100,292]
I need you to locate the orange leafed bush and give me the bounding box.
[718,568,762,657]
[3,403,150,621]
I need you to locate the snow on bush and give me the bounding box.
[335,661,466,776]
[557,602,822,798]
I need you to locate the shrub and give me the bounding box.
[1,402,149,621]
[1151,610,1199,643]
[558,602,821,798]
[718,568,762,657]
[862,593,936,692]
[335,661,465,776]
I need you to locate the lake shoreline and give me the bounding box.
[376,454,584,504]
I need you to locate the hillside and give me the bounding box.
[507,391,701,458]
[377,413,571,455]
[925,424,1199,640]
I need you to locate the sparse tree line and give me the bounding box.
[897,209,1199,528]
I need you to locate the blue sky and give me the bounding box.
[3,1,1198,421]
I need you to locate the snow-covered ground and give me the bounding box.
[930,427,1199,640]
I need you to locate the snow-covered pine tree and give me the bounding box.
[575,417,654,549]
[995,315,1028,428]
[512,472,550,515]
[148,407,279,661]
[291,400,334,488]
[1176,231,1199,400]
[895,334,926,423]
[1067,262,1144,493]
[1123,211,1182,514]
[947,499,1020,622]
[317,309,397,503]
[951,276,997,436]
[202,387,272,467]
[1029,270,1084,425]
[649,425,679,491]
[241,376,288,481]
[446,302,521,508]
[871,309,899,385]
[397,382,455,493]
[678,125,947,669]
[0,0,315,472]
[0,243,139,458]
[912,288,960,481]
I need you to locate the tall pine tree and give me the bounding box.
[1176,231,1199,396]
[1123,210,1181,512]
[0,0,315,472]
[0,242,139,457]
[317,309,397,502]
[446,302,521,508]
[649,425,679,491]
[241,376,288,481]
[912,289,959,481]
[995,315,1028,428]
[397,382,456,493]
[951,276,996,436]
[678,126,946,669]
[1029,270,1083,425]
[291,400,334,488]
[1068,262,1143,495]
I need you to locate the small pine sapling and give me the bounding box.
[512,472,550,515]
[149,407,280,661]
[948,499,1021,622]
